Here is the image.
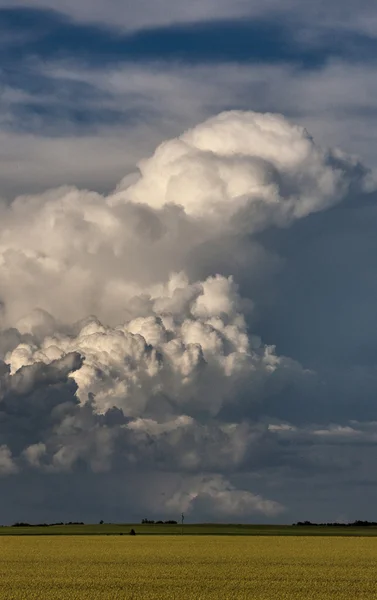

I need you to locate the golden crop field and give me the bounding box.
[0,535,376,599]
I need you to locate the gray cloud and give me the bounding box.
[0,0,375,35]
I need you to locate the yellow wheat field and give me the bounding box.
[0,535,376,599]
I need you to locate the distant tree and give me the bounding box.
[129,528,136,536]
[99,520,104,525]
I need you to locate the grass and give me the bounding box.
[1,523,377,536]
[0,535,377,599]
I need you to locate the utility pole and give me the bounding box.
[181,513,184,535]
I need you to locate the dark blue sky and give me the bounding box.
[0,1,375,194]
[2,7,376,67]
[1,6,377,134]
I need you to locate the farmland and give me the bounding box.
[2,522,377,536]
[0,535,376,599]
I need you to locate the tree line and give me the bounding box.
[294,520,377,527]
[141,519,178,524]
[11,521,85,527]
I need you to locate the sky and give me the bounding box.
[0,0,377,525]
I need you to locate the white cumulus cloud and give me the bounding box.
[0,110,373,521]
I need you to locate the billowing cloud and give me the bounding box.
[0,445,18,475]
[119,110,367,225]
[165,474,284,517]
[0,110,375,523]
[0,111,368,326]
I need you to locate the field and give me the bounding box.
[2,523,377,536]
[1,535,377,599]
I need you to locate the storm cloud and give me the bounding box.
[0,110,376,524]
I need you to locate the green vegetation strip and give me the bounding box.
[1,523,377,536]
